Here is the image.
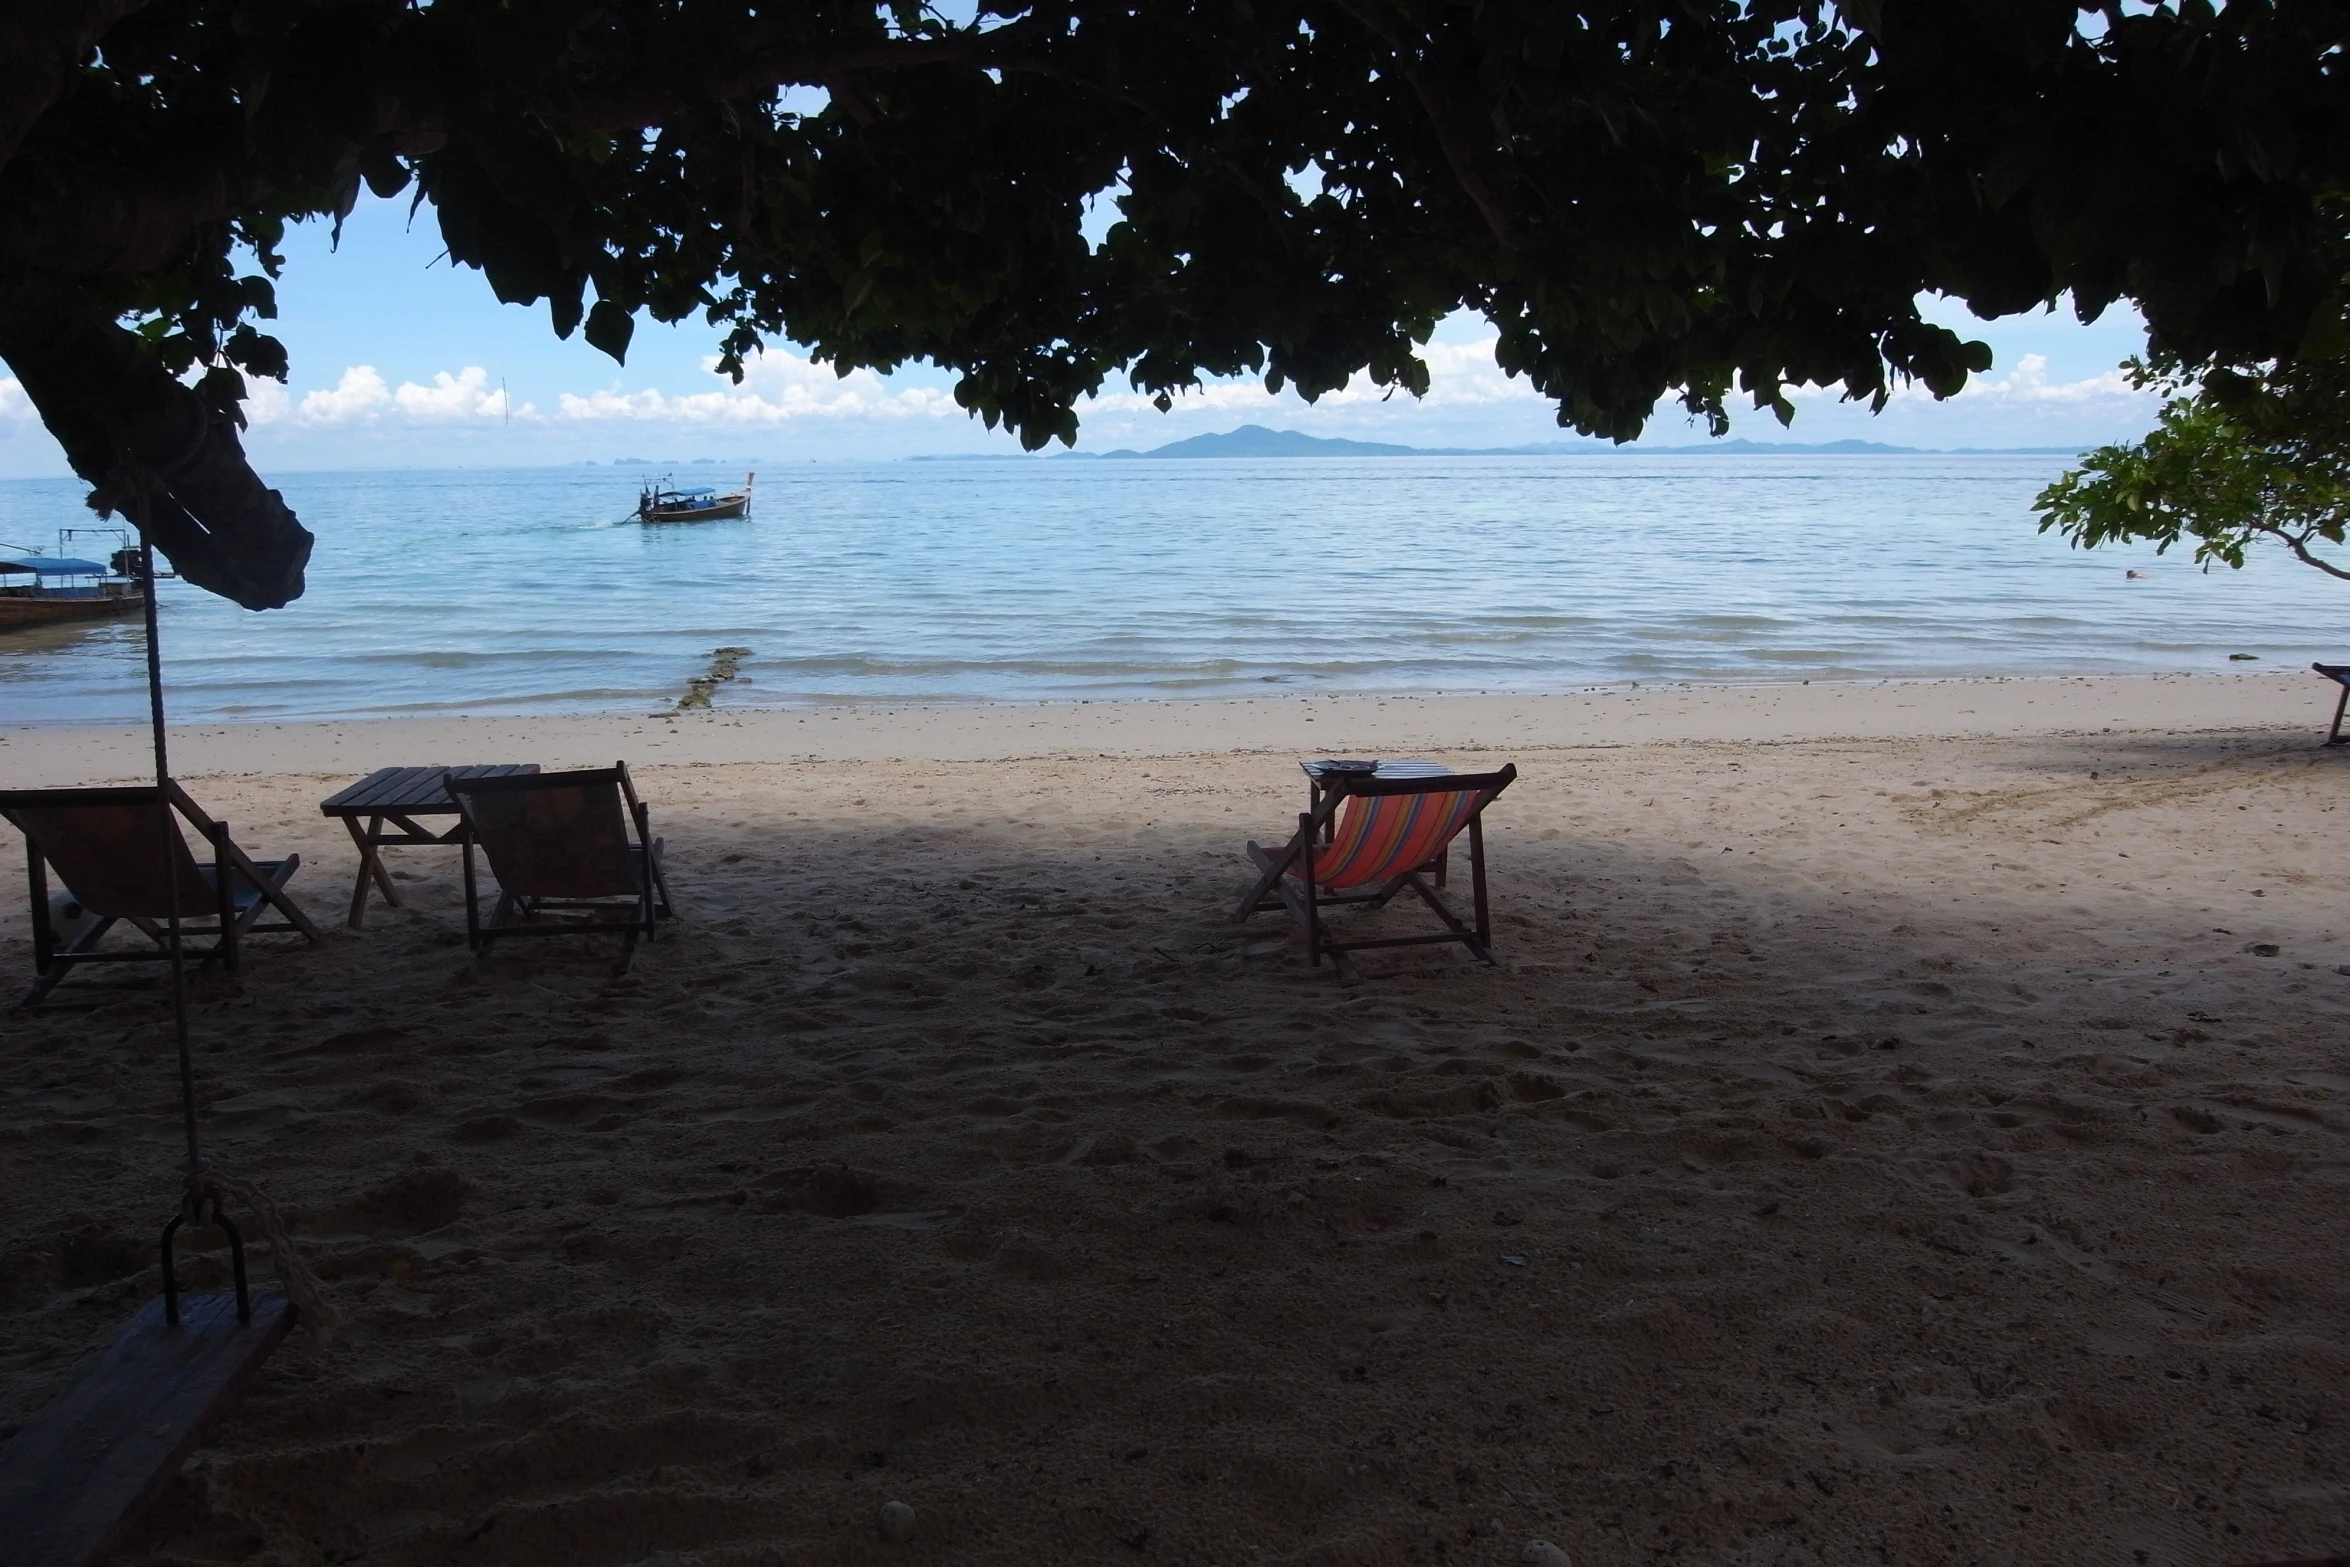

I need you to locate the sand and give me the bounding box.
[0,669,2325,783]
[1,674,2346,1566]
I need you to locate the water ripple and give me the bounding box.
[1,454,2340,723]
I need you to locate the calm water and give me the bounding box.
[1,455,2342,724]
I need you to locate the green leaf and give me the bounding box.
[584,298,634,362]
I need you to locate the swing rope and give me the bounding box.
[131,486,335,1342]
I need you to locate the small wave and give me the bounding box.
[7,453,2342,723]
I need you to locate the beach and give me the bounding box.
[4,673,2347,1565]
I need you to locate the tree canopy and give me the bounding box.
[8,0,2350,608]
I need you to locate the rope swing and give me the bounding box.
[130,493,333,1339]
[0,478,332,1567]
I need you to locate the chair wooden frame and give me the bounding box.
[2314,663,2350,745]
[445,763,673,973]
[1233,764,1517,967]
[0,782,321,1009]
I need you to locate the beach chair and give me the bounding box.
[2313,663,2350,745]
[1233,764,1517,966]
[444,763,672,972]
[0,782,322,1008]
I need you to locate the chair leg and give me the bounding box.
[648,836,674,918]
[479,892,522,960]
[15,916,118,1008]
[1468,816,1492,956]
[1234,834,1303,922]
[1401,874,1481,948]
[230,866,274,940]
[2330,682,2350,745]
[214,827,239,974]
[1302,817,1322,966]
[25,843,52,979]
[15,969,60,1009]
[644,838,669,927]
[1381,821,1498,965]
[640,851,657,946]
[460,838,483,951]
[209,817,319,940]
[260,853,320,941]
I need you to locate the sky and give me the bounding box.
[0,194,2166,478]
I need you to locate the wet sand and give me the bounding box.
[0,669,2324,782]
[2,677,2346,1566]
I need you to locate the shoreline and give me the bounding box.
[0,668,2329,784]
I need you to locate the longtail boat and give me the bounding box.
[636,471,754,523]
[0,529,145,629]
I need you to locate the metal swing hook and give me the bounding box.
[160,1182,251,1327]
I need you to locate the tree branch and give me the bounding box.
[0,0,154,174]
[1319,0,1523,252]
[0,25,1042,274]
[576,26,1050,130]
[0,274,313,610]
[2260,522,2350,581]
[0,150,269,275]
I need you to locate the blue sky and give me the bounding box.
[0,194,2163,477]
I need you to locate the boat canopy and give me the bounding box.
[0,557,111,575]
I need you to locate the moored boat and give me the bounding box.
[0,530,145,628]
[637,471,754,523]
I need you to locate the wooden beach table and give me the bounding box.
[319,764,538,929]
[1303,757,1455,830]
[1302,757,1456,880]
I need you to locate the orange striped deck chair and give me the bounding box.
[1233,764,1516,967]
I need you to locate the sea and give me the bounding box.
[1,454,2341,726]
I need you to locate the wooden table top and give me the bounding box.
[1299,758,1454,781]
[318,763,538,817]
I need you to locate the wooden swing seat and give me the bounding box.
[0,1291,291,1567]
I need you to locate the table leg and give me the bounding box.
[341,815,401,929]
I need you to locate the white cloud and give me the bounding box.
[246,364,527,427]
[294,365,390,422]
[160,329,2162,464]
[0,377,35,422]
[1947,353,2145,404]
[241,376,291,425]
[1086,334,1542,417]
[1415,337,1544,406]
[1788,353,2152,409]
[394,367,513,420]
[557,348,961,423]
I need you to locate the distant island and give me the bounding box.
[978,424,2083,459]
[1103,426,1430,458]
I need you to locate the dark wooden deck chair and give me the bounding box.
[444,763,672,973]
[0,781,321,1008]
[2314,663,2350,745]
[1233,764,1517,967]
